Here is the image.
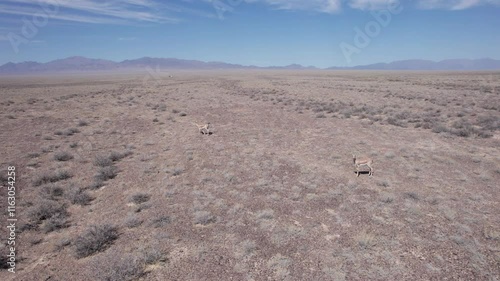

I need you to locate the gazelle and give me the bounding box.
[353,154,374,177]
[192,122,211,135]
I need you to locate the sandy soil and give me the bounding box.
[0,70,499,281]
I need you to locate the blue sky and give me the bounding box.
[0,0,499,68]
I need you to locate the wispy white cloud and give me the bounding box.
[0,0,497,29]
[0,0,179,25]
[243,0,342,13]
[348,0,399,10]
[452,0,481,9]
[248,0,498,12]
[415,0,498,10]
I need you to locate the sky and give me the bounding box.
[0,0,499,68]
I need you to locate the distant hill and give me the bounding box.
[328,58,500,70]
[0,56,260,74]
[119,57,253,70]
[264,64,318,70]
[1,57,499,74]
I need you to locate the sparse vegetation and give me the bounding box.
[483,227,500,240]
[54,151,73,161]
[94,155,113,167]
[356,232,377,250]
[125,216,143,228]
[78,120,89,126]
[194,211,216,225]
[256,209,274,220]
[74,224,119,258]
[94,166,118,182]
[88,179,104,190]
[41,183,65,199]
[43,213,69,233]
[56,128,80,136]
[33,170,72,186]
[28,152,40,158]
[94,150,132,167]
[28,200,69,225]
[4,72,500,280]
[380,193,395,203]
[404,192,420,201]
[67,187,93,206]
[142,246,167,265]
[92,252,146,281]
[129,193,150,204]
[109,150,132,162]
[151,216,171,228]
[172,167,184,176]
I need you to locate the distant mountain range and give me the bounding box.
[1,56,499,74]
[327,58,500,70]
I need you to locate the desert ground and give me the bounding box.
[0,70,499,280]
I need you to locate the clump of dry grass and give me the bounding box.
[77,120,89,126]
[54,151,73,161]
[267,254,292,279]
[94,150,132,167]
[94,166,118,182]
[380,193,395,203]
[109,150,133,162]
[386,116,406,127]
[28,200,69,225]
[55,128,80,136]
[33,170,72,186]
[141,246,167,265]
[483,227,500,240]
[67,186,93,206]
[125,216,143,228]
[194,211,216,225]
[43,213,69,233]
[27,152,40,158]
[256,209,274,220]
[40,183,64,200]
[151,216,171,228]
[404,192,420,201]
[94,155,113,167]
[74,224,119,258]
[129,193,150,204]
[234,240,257,259]
[356,232,377,250]
[91,251,146,281]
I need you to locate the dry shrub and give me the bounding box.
[54,151,73,161]
[28,200,68,224]
[74,224,119,258]
[33,170,72,186]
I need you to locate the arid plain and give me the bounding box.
[0,70,499,280]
